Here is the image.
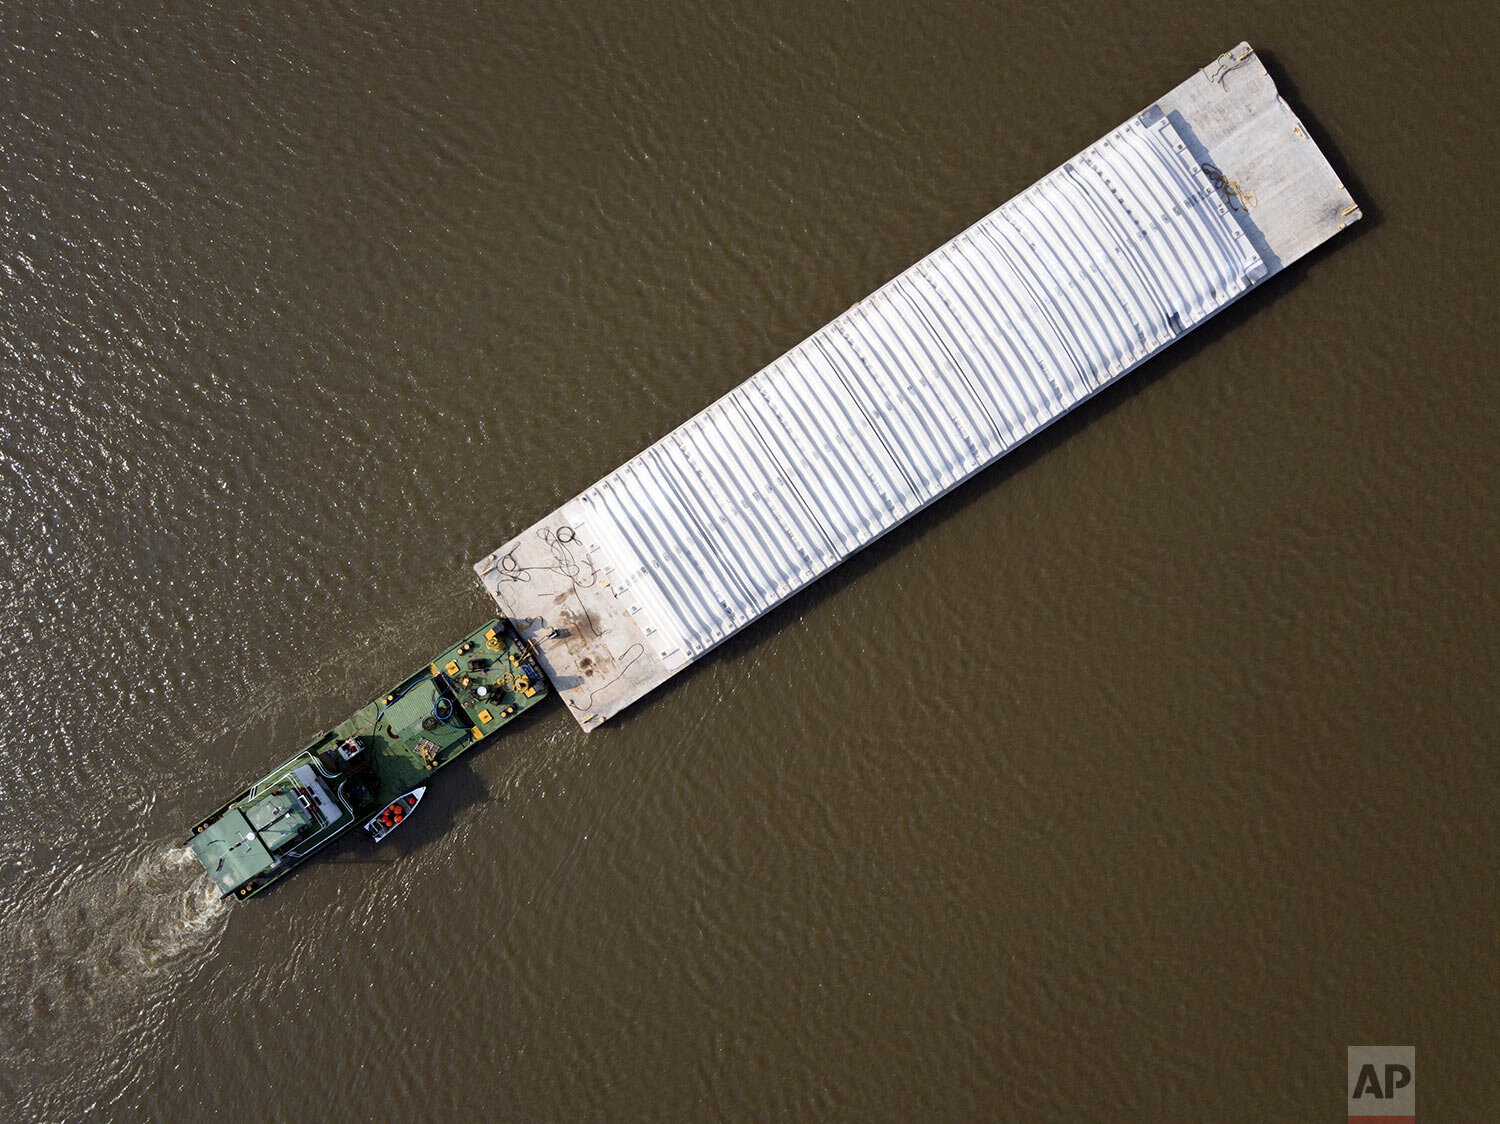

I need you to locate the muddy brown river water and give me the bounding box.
[2,3,1497,1121]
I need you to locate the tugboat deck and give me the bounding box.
[188,619,549,897]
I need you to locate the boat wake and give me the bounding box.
[0,842,229,1120]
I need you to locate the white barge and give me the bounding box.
[474,43,1360,730]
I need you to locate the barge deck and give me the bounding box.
[473,42,1360,730]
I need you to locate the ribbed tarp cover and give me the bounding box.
[564,114,1263,662]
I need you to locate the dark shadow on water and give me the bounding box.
[331,754,497,864]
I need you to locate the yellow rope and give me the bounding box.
[1201,163,1257,211]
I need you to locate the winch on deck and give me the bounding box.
[186,619,550,899]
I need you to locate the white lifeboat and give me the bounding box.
[365,787,425,843]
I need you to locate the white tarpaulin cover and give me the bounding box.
[475,43,1358,729]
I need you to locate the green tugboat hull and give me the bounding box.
[187,619,547,899]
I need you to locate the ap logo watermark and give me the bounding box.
[1348,1046,1414,1123]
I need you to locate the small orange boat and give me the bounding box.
[365,788,424,843]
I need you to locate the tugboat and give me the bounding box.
[365,788,424,843]
[187,619,548,899]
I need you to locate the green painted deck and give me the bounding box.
[188,619,549,898]
[310,622,548,808]
[191,808,273,891]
